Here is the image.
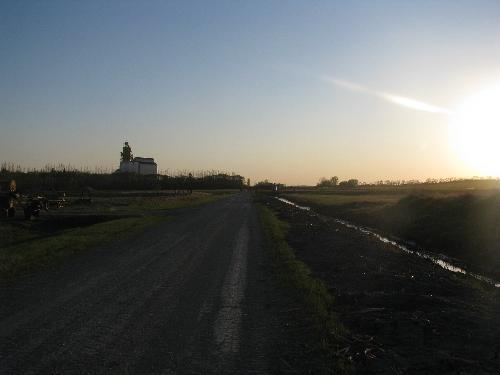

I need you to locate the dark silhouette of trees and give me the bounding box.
[317,176,339,187]
[254,180,285,191]
[0,164,244,192]
[338,179,359,188]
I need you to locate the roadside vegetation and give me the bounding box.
[0,216,164,279]
[0,163,245,191]
[258,203,351,374]
[282,184,500,279]
[0,191,233,280]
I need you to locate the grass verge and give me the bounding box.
[0,216,165,280]
[258,204,351,373]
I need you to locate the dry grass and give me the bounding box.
[283,193,401,206]
[0,216,165,279]
[0,191,234,279]
[258,204,351,373]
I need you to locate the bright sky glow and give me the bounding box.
[449,82,500,176]
[1,1,500,184]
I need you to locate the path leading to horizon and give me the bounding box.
[0,193,273,374]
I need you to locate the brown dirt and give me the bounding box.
[268,197,500,374]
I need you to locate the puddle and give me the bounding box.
[276,196,500,289]
[276,197,311,211]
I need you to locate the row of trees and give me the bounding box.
[371,177,499,186]
[253,179,286,191]
[316,175,500,188]
[317,176,359,188]
[0,166,245,192]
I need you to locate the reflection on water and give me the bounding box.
[276,196,500,289]
[276,197,311,211]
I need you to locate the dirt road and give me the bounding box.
[0,193,273,374]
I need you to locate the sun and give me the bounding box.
[449,83,500,176]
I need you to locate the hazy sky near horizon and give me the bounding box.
[2,0,500,185]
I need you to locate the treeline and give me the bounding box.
[0,163,244,191]
[370,177,500,186]
[317,176,359,188]
[317,175,500,188]
[254,180,286,190]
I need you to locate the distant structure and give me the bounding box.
[118,142,157,175]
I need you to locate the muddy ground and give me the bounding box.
[267,197,500,374]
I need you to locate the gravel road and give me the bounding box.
[0,192,272,374]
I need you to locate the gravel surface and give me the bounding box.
[0,192,274,374]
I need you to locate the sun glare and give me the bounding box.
[450,83,500,176]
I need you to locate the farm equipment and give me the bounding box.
[0,180,20,217]
[23,191,67,219]
[0,180,68,219]
[23,196,49,219]
[44,191,67,209]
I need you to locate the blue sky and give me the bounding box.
[2,1,500,184]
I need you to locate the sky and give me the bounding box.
[1,0,500,185]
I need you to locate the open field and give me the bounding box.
[0,216,164,279]
[284,193,402,206]
[0,191,234,279]
[284,179,500,206]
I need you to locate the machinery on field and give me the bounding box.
[0,180,20,217]
[23,195,49,219]
[44,191,67,209]
[0,180,67,219]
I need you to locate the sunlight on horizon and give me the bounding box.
[449,82,500,176]
[323,74,500,179]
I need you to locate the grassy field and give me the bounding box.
[0,191,234,279]
[283,192,402,206]
[281,185,500,279]
[129,191,231,210]
[281,181,498,211]
[0,216,165,279]
[258,204,351,374]
[61,191,235,214]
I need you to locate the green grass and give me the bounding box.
[258,204,351,373]
[0,216,165,279]
[0,221,42,249]
[0,191,233,279]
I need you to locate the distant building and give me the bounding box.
[117,142,157,175]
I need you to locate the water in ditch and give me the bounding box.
[276,197,500,288]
